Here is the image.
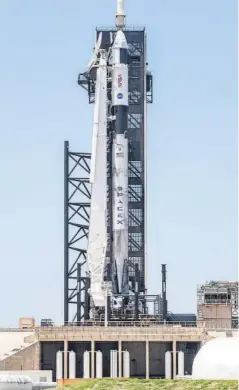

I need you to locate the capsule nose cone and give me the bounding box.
[113,30,128,50]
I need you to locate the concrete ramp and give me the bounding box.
[0,331,34,361]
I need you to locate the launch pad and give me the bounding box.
[63,2,160,324]
[1,1,238,383]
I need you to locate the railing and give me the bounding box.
[0,328,35,332]
[62,320,198,328]
[35,326,204,337]
[0,321,238,333]
[96,26,145,32]
[199,299,234,305]
[35,320,238,332]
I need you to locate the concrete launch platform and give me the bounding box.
[1,325,237,380]
[24,325,214,379]
[31,324,210,342]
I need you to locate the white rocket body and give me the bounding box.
[112,30,129,294]
[87,52,108,307]
[86,3,129,306]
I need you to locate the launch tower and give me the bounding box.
[64,0,159,324]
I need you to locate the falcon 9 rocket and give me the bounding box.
[111,30,129,295]
[86,0,129,307]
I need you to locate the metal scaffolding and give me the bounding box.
[64,28,158,323]
[197,281,239,328]
[64,141,91,323]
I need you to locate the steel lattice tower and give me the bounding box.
[64,28,153,323]
[97,28,153,295]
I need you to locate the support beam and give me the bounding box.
[77,263,81,323]
[118,341,122,378]
[64,340,68,379]
[161,264,167,320]
[145,340,149,379]
[172,340,177,379]
[64,141,69,324]
[135,263,139,321]
[106,264,111,322]
[84,277,90,321]
[91,340,95,378]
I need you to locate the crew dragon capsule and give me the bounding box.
[111,29,129,295]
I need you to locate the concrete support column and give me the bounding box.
[118,340,122,378]
[91,340,95,378]
[172,340,177,379]
[35,342,41,370]
[145,340,149,379]
[64,340,68,379]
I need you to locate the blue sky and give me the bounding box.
[0,0,237,326]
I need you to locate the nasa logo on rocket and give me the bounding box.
[113,68,128,105]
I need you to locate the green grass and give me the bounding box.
[62,378,238,389]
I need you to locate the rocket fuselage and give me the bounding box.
[87,53,108,308]
[112,30,129,294]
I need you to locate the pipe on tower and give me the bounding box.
[116,0,126,27]
[162,264,168,321]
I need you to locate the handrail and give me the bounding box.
[0,329,34,332]
[38,319,238,330]
[0,321,237,332]
[35,324,238,332]
[36,327,201,333]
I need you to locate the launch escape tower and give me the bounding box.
[64,1,160,324]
